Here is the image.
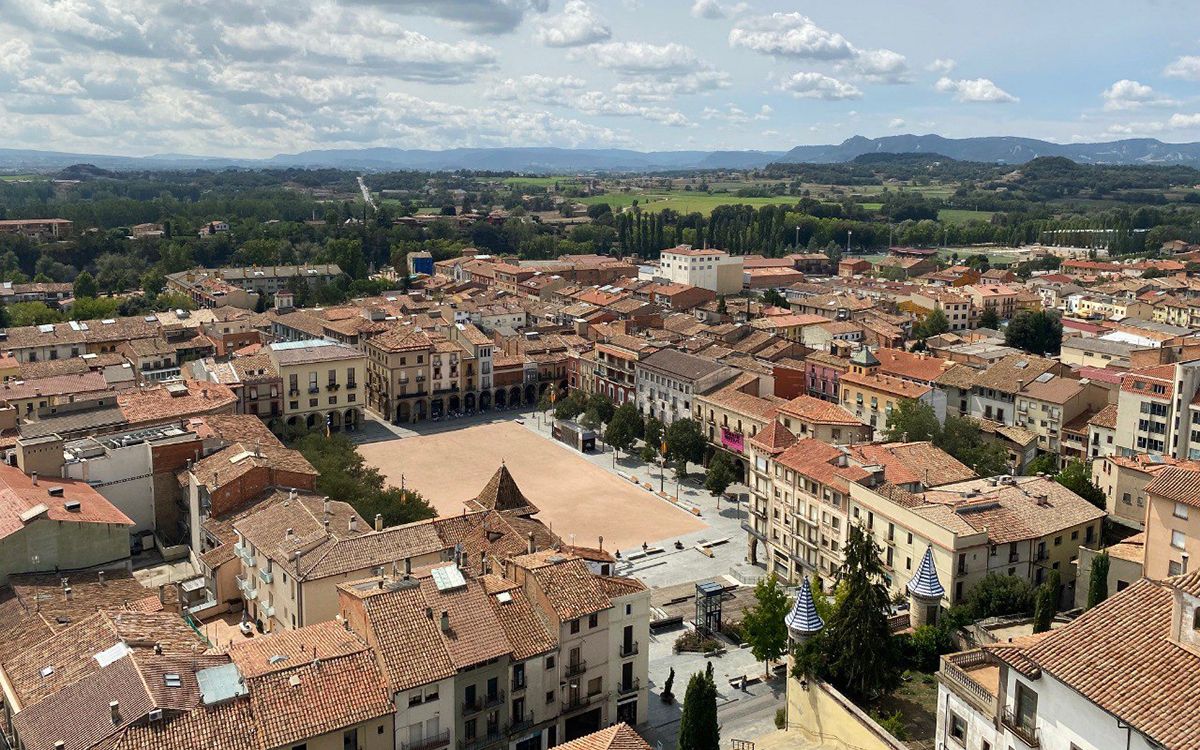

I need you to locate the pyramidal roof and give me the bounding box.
[784,577,824,635]
[748,419,796,455]
[907,545,945,599]
[850,347,880,367]
[468,463,540,516]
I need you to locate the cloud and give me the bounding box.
[845,48,910,84]
[1167,113,1200,129]
[610,69,731,100]
[730,13,855,59]
[888,117,906,129]
[534,1,610,47]
[701,103,772,124]
[371,0,549,34]
[1164,55,1200,81]
[934,76,1017,103]
[780,72,862,100]
[585,41,701,74]
[927,58,956,74]
[489,73,690,127]
[1101,79,1175,111]
[690,0,748,19]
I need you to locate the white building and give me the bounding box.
[658,245,744,295]
[634,349,736,426]
[937,570,1200,750]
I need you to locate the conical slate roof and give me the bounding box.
[784,577,824,635]
[907,545,945,599]
[467,463,540,516]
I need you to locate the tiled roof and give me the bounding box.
[777,394,861,426]
[187,413,277,444]
[484,581,558,660]
[226,620,368,678]
[873,348,954,383]
[971,353,1059,392]
[702,384,784,420]
[747,419,796,455]
[467,463,540,516]
[985,574,1200,748]
[846,441,976,488]
[118,380,237,425]
[528,556,614,620]
[0,465,134,542]
[189,442,316,491]
[839,369,930,399]
[775,439,870,494]
[556,724,652,750]
[1145,466,1200,508]
[248,650,392,749]
[916,476,1106,544]
[111,697,256,750]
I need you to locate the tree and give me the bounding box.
[1087,552,1110,609]
[964,574,1036,619]
[1054,460,1105,510]
[741,574,791,676]
[822,524,900,702]
[73,271,98,300]
[677,671,719,750]
[586,393,616,426]
[666,418,706,466]
[914,308,949,340]
[7,301,63,327]
[644,416,665,453]
[976,307,1000,330]
[761,288,788,308]
[883,399,940,443]
[1024,453,1058,476]
[1006,309,1063,355]
[1032,582,1055,633]
[605,402,642,458]
[935,416,1010,476]
[554,391,589,421]
[704,452,737,497]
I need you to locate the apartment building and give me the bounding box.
[1116,359,1200,459]
[658,245,744,295]
[1091,453,1192,531]
[267,338,365,432]
[634,349,736,426]
[963,283,1018,322]
[1014,375,1111,456]
[1143,465,1200,579]
[367,323,435,423]
[839,348,943,439]
[849,475,1105,606]
[905,289,973,331]
[695,377,785,475]
[594,335,658,405]
[937,572,1199,750]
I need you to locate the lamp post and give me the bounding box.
[846,230,853,255]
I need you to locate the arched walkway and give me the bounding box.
[305,413,317,430]
[431,398,444,418]
[415,400,427,420]
[509,387,521,407]
[480,391,491,410]
[344,409,358,430]
[495,389,507,408]
[464,392,476,411]
[396,402,411,423]
[524,384,536,404]
[449,394,461,413]
[328,411,343,432]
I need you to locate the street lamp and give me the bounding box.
[846,230,853,255]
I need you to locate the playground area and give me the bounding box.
[358,420,707,550]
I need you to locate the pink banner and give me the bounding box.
[720,427,744,453]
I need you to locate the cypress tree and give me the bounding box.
[1086,552,1110,609]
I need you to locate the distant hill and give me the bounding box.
[4,134,1200,174]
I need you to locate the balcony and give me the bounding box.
[506,717,533,736]
[458,731,503,750]
[308,385,320,394]
[258,569,273,584]
[511,676,526,693]
[326,382,340,391]
[564,660,587,678]
[462,690,506,715]
[260,602,274,618]
[288,388,300,397]
[938,652,998,719]
[619,641,639,658]
[1001,708,1040,747]
[562,693,595,712]
[617,678,640,696]
[404,730,450,750]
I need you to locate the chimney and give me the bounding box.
[323,498,331,515]
[55,743,65,750]
[31,471,37,486]
[527,532,536,555]
[598,535,604,551]
[349,516,358,533]
[375,513,383,532]
[480,551,487,576]
[157,584,166,605]
[405,557,412,576]
[286,527,295,541]
[440,610,450,633]
[288,488,297,502]
[109,700,120,725]
[98,570,104,585]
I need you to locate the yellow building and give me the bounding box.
[267,338,365,432]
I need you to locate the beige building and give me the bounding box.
[850,475,1105,607]
[267,338,365,432]
[1014,375,1111,456]
[658,245,744,295]
[1091,453,1195,531]
[1143,465,1200,579]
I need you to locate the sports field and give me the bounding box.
[358,421,706,550]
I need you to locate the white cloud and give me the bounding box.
[845,48,910,84]
[1164,55,1200,81]
[534,1,609,47]
[780,72,862,100]
[585,41,701,74]
[888,117,906,129]
[610,69,732,100]
[1101,79,1175,111]
[701,103,772,124]
[489,73,690,127]
[374,0,549,34]
[1168,113,1200,129]
[690,0,747,19]
[729,13,855,60]
[927,58,956,74]
[934,76,1017,103]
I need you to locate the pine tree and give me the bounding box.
[677,671,719,750]
[822,524,900,702]
[1087,552,1110,609]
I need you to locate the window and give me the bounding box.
[570,619,580,634]
[545,655,555,669]
[1176,502,1190,520]
[588,613,598,628]
[1172,530,1187,549]
[948,711,966,743]
[546,690,555,705]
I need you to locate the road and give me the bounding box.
[357,175,376,210]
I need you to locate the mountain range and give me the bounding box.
[5,135,1200,173]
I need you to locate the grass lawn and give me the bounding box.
[939,208,995,224]
[0,174,39,181]
[873,669,939,749]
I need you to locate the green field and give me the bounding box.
[501,176,580,188]
[938,208,995,224]
[579,192,802,215]
[0,174,39,182]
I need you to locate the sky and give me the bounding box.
[1,0,1199,158]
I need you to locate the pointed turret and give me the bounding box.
[467,463,540,517]
[907,545,945,627]
[784,577,824,647]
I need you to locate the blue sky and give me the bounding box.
[0,0,1198,157]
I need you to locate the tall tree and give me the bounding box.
[704,452,737,497]
[605,402,642,458]
[1032,582,1055,633]
[882,399,940,443]
[1086,552,1110,609]
[1005,309,1063,355]
[73,270,98,300]
[666,418,707,466]
[741,574,791,676]
[976,307,1000,330]
[677,671,719,750]
[822,525,900,702]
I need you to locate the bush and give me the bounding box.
[675,630,722,653]
[719,619,745,644]
[874,710,909,741]
[774,708,786,729]
[901,625,954,672]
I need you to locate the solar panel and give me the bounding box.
[431,565,466,592]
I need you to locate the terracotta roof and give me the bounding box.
[846,441,976,488]
[747,419,796,455]
[527,555,614,620]
[985,574,1200,748]
[186,413,277,445]
[110,697,256,750]
[118,380,237,425]
[914,476,1106,544]
[226,620,368,677]
[702,384,784,420]
[467,463,540,516]
[248,650,393,749]
[1145,466,1200,508]
[839,369,931,399]
[775,439,871,494]
[777,394,861,426]
[972,353,1059,392]
[484,580,558,660]
[189,442,316,492]
[0,465,134,542]
[556,724,652,750]
[872,348,954,384]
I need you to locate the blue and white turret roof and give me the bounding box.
[784,577,824,634]
[907,545,945,599]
